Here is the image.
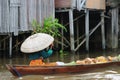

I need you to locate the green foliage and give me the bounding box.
[31,17,67,37]
[116,54,120,61]
[59,50,68,58]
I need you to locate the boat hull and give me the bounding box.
[6,61,120,77]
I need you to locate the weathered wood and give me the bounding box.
[69,9,75,51]
[111,8,119,48]
[101,12,106,49]
[10,0,19,35]
[6,61,120,77]
[86,0,106,10]
[107,0,120,7]
[55,0,76,8]
[19,0,28,31]
[0,0,55,35]
[9,33,12,58]
[75,21,102,51]
[1,0,9,33]
[28,0,37,27]
[0,0,1,31]
[85,9,89,51]
[76,0,86,11]
[0,0,55,57]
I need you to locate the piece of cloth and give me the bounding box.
[29,49,53,60]
[29,59,45,66]
[41,49,53,59]
[56,61,65,65]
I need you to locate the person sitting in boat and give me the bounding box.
[29,43,54,60]
[20,33,54,65]
[29,43,54,66]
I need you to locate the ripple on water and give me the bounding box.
[1,69,120,80]
[6,71,120,80]
[0,71,15,80]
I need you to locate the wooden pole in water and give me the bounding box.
[16,36,19,53]
[9,33,12,58]
[69,9,75,52]
[60,13,64,50]
[111,7,119,48]
[3,37,6,50]
[101,11,106,49]
[85,9,89,51]
[76,19,79,46]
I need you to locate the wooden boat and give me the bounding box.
[6,61,120,77]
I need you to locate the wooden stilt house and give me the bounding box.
[0,0,120,57]
[0,0,55,57]
[55,0,120,52]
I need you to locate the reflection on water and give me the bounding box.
[1,49,120,80]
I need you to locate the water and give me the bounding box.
[1,49,120,80]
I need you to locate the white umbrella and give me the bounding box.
[20,33,54,53]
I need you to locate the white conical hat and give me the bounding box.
[20,33,54,53]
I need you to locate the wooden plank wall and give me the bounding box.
[0,0,55,35]
[0,0,1,33]
[0,0,10,33]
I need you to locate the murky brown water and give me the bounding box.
[1,49,120,80]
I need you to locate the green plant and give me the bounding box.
[31,17,67,37]
[59,50,68,58]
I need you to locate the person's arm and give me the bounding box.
[49,43,54,49]
[46,43,53,51]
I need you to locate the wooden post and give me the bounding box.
[76,19,79,46]
[85,9,89,51]
[69,9,75,52]
[111,9,114,48]
[9,33,12,58]
[111,7,119,48]
[16,36,19,53]
[60,13,64,50]
[101,12,105,49]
